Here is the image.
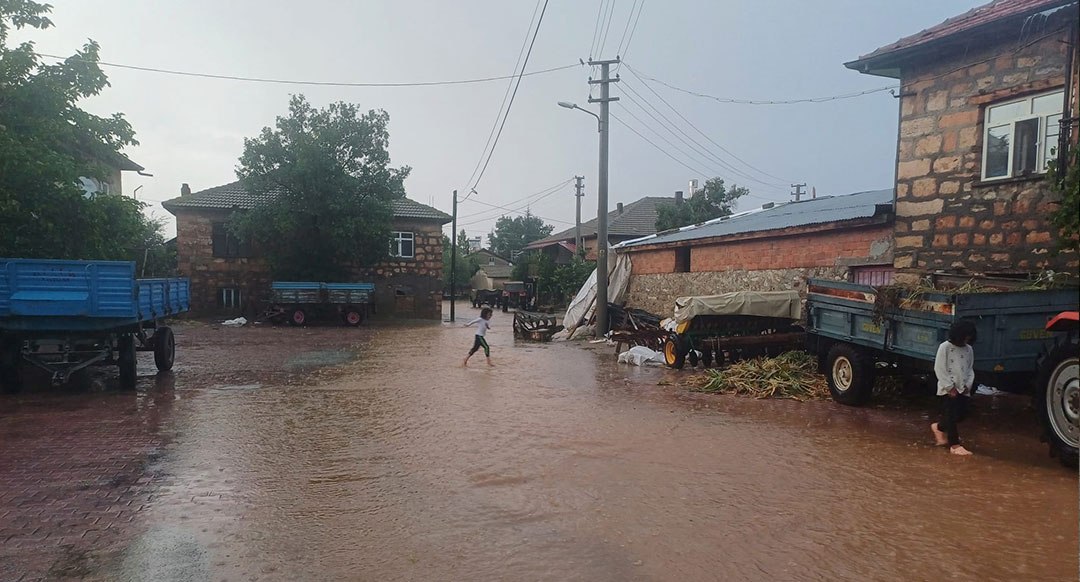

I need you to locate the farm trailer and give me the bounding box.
[266,281,375,326]
[0,259,189,392]
[805,278,1079,466]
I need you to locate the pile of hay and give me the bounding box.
[690,351,829,401]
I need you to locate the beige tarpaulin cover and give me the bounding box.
[672,290,801,323]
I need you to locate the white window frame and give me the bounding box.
[981,89,1065,181]
[389,231,415,259]
[219,287,242,309]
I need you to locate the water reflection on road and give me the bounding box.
[117,309,1078,581]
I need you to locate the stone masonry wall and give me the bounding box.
[362,221,444,320]
[623,223,893,316]
[893,29,1078,280]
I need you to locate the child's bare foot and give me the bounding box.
[949,445,972,456]
[486,360,495,367]
[463,358,469,367]
[930,423,948,446]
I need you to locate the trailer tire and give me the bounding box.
[289,308,307,327]
[1037,343,1079,468]
[0,342,21,394]
[825,343,874,405]
[152,326,176,372]
[343,308,363,327]
[663,335,688,370]
[118,335,137,391]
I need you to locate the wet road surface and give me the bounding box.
[2,306,1077,581]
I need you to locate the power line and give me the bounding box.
[589,0,607,58]
[625,63,898,105]
[624,66,792,185]
[597,0,618,57]
[617,0,645,62]
[468,0,551,192]
[462,0,544,191]
[34,52,577,88]
[460,202,573,227]
[620,72,789,187]
[458,178,573,219]
[614,0,640,58]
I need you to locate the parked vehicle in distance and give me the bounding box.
[0,258,189,392]
[500,281,532,312]
[805,278,1079,466]
[472,289,501,308]
[267,281,375,326]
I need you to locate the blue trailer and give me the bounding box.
[805,278,1079,465]
[267,281,375,326]
[0,259,190,392]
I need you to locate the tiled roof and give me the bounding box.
[525,196,677,249]
[162,179,450,223]
[846,0,1075,77]
[617,189,894,249]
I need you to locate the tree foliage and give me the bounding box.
[233,95,410,281]
[487,212,554,259]
[1047,147,1079,253]
[655,178,749,231]
[442,229,479,290]
[0,1,167,273]
[513,253,594,307]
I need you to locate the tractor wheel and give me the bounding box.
[663,335,688,370]
[118,335,138,391]
[825,343,874,405]
[152,327,176,372]
[1037,343,1079,468]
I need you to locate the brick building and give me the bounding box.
[162,180,451,319]
[616,190,895,316]
[846,0,1079,281]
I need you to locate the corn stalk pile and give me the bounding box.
[690,351,829,401]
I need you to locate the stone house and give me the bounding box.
[525,195,679,263]
[846,0,1080,282]
[617,190,895,316]
[466,249,514,291]
[162,180,451,319]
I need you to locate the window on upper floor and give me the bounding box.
[389,231,415,258]
[982,89,1064,181]
[488,257,496,266]
[211,222,251,258]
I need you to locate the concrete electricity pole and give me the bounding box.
[791,183,807,202]
[588,58,619,336]
[449,189,457,323]
[573,175,584,255]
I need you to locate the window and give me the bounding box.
[389,231,414,258]
[211,222,250,258]
[488,257,496,266]
[675,247,691,273]
[982,89,1064,180]
[218,287,242,308]
[852,266,895,287]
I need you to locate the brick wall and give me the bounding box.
[174,211,445,319]
[622,223,893,316]
[893,29,1078,279]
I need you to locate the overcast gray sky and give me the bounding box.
[16,0,984,241]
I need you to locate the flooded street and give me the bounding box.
[2,304,1077,581]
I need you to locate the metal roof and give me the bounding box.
[617,189,894,249]
[162,179,450,222]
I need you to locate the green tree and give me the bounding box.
[234,95,410,281]
[655,178,749,231]
[487,211,554,259]
[0,1,165,270]
[1047,148,1079,253]
[443,229,479,290]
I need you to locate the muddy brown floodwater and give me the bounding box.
[2,304,1077,581]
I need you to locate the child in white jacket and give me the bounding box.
[930,319,977,456]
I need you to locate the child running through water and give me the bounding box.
[931,319,977,456]
[463,308,495,367]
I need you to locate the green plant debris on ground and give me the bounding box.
[689,351,829,401]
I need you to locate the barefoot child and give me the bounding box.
[463,308,495,367]
[931,319,977,456]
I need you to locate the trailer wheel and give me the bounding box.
[825,343,874,405]
[343,308,363,327]
[289,308,307,326]
[152,326,176,372]
[0,341,21,394]
[1037,344,1079,468]
[663,335,688,369]
[118,335,137,391]
[701,348,714,368]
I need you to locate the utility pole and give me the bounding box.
[573,175,585,255]
[791,183,807,202]
[588,58,619,337]
[449,189,457,323]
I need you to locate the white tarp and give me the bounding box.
[617,346,667,366]
[221,317,248,327]
[562,253,633,337]
[672,290,801,323]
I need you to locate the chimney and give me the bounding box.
[617,202,624,214]
[689,179,699,196]
[181,183,191,196]
[675,190,684,205]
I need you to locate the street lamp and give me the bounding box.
[558,102,600,130]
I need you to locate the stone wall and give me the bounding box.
[622,222,893,316]
[893,28,1078,280]
[174,211,445,319]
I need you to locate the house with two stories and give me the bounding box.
[163,180,451,319]
[847,0,1079,281]
[466,249,514,292]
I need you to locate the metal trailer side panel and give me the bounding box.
[0,259,136,318]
